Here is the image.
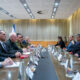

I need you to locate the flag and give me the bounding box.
[12,24,15,32]
[70,55,73,69]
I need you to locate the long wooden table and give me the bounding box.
[0,58,29,80]
[1,48,80,80]
[50,51,80,80]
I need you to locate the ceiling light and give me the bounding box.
[0,7,16,18]
[20,0,35,19]
[52,16,54,19]
[24,3,27,7]
[27,8,31,13]
[53,8,57,12]
[55,2,59,7]
[31,16,34,19]
[29,13,32,16]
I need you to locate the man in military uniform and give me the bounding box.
[16,33,28,49]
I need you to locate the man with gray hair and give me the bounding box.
[0,30,18,58]
[6,32,23,57]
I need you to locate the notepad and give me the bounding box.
[26,67,34,79]
[58,54,62,61]
[5,62,20,68]
[23,52,30,55]
[73,72,80,80]
[52,49,54,54]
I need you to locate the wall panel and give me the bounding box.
[0,19,68,41]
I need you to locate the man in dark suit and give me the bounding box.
[0,30,21,58]
[6,32,23,55]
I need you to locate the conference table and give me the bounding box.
[50,48,80,80]
[1,47,80,80]
[0,49,58,80]
[0,58,29,80]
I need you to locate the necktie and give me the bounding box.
[1,42,7,52]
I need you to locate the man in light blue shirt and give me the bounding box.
[66,35,76,52]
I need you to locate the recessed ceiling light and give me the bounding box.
[55,2,59,7]
[0,7,16,18]
[20,0,35,19]
[52,16,54,19]
[31,16,34,19]
[53,8,57,12]
[29,13,32,16]
[27,8,31,13]
[24,3,27,7]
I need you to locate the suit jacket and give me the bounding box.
[71,41,80,54]
[0,43,16,58]
[55,40,65,49]
[6,39,23,54]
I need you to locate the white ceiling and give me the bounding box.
[0,0,80,19]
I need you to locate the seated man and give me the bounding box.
[0,58,13,68]
[25,36,31,47]
[71,34,80,57]
[6,32,23,55]
[16,33,28,48]
[0,30,21,58]
[66,35,76,52]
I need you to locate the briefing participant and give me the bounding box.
[5,32,23,57]
[66,35,76,52]
[25,36,31,47]
[16,33,28,48]
[0,30,20,58]
[55,36,65,49]
[71,34,80,57]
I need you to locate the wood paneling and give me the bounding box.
[0,19,68,41]
[30,41,57,47]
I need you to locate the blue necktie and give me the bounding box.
[2,43,7,52]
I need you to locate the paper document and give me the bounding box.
[5,62,20,68]
[23,52,30,55]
